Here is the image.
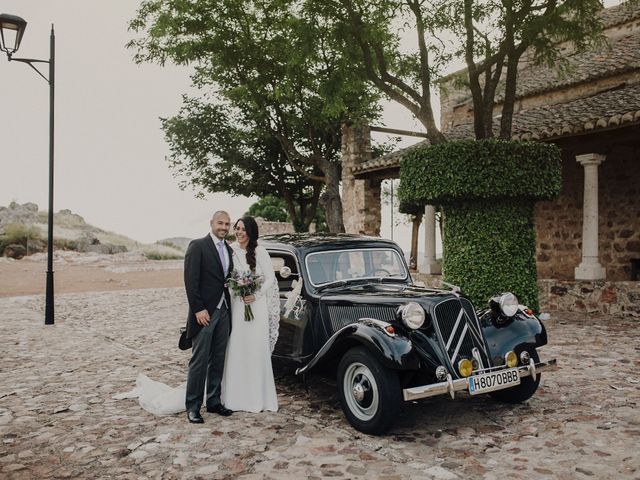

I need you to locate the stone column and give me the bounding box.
[363,179,382,236]
[419,205,442,274]
[575,153,606,280]
[341,123,381,235]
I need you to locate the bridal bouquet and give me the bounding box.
[228,269,263,321]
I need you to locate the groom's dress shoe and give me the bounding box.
[207,404,233,416]
[187,410,204,424]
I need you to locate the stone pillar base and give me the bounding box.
[575,262,606,281]
[419,259,442,275]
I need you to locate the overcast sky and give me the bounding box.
[0,0,622,249]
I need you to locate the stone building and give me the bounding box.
[342,3,640,316]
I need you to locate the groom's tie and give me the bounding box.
[216,241,228,275]
[216,241,228,309]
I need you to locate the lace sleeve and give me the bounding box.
[256,246,276,297]
[267,282,280,352]
[256,246,280,351]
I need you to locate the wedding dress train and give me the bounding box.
[113,373,185,415]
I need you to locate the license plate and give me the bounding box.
[468,368,520,395]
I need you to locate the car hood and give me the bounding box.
[318,282,456,307]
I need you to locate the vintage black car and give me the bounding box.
[263,234,556,434]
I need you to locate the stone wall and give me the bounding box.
[341,124,382,236]
[535,146,640,281]
[538,279,640,317]
[255,218,295,235]
[413,273,640,317]
[534,153,583,279]
[598,147,640,280]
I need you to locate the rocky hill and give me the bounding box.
[0,202,185,259]
[157,237,192,251]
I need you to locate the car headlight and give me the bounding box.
[399,302,425,329]
[499,292,519,317]
[505,351,518,368]
[458,359,473,377]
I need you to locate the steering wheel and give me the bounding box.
[372,268,391,277]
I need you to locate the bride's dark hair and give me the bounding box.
[236,216,259,271]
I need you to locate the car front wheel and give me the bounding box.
[337,346,401,435]
[489,350,541,404]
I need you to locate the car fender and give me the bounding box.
[295,318,421,375]
[407,330,453,371]
[480,311,548,364]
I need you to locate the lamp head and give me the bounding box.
[0,13,27,57]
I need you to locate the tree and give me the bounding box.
[309,0,607,141]
[246,195,289,222]
[162,96,322,232]
[398,200,424,270]
[129,0,380,232]
[453,0,605,139]
[312,0,608,281]
[245,194,329,231]
[309,0,612,308]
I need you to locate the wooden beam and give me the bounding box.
[370,126,429,138]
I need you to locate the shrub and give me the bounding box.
[0,223,44,256]
[399,139,562,310]
[399,139,561,204]
[54,238,80,251]
[144,250,184,260]
[158,240,182,250]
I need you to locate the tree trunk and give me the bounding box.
[320,161,345,233]
[304,184,322,231]
[409,212,423,270]
[500,45,527,139]
[281,183,322,232]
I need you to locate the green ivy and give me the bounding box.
[443,200,539,310]
[398,139,561,205]
[398,200,424,216]
[398,140,562,310]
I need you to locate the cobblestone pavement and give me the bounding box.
[1,288,639,480]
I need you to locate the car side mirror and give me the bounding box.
[279,266,293,279]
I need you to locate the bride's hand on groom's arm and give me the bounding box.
[195,309,210,326]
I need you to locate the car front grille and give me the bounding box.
[433,298,490,377]
[326,305,396,333]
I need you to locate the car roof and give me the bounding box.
[259,233,401,253]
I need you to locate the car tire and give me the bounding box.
[489,350,541,404]
[337,346,401,435]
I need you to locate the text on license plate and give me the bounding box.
[468,368,520,395]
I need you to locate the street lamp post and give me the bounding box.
[0,13,56,325]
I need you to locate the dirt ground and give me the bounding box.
[0,254,183,297]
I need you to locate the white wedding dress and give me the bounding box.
[115,242,280,415]
[221,243,278,412]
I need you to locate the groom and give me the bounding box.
[184,210,234,423]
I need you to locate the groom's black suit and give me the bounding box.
[184,234,233,341]
[184,234,234,414]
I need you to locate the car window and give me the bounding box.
[305,248,407,286]
[269,251,299,292]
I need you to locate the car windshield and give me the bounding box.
[305,248,408,287]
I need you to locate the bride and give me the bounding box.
[116,216,279,415]
[221,216,278,412]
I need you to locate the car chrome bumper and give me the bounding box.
[402,358,558,401]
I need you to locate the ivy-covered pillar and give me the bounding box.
[399,140,561,310]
